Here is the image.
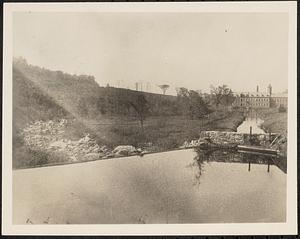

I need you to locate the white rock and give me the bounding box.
[113,145,137,156]
[84,153,101,160]
[70,156,77,161]
[49,140,67,150]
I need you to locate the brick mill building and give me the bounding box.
[232,84,288,109]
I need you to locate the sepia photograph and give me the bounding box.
[2,1,297,236]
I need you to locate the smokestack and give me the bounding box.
[256,85,259,93]
[268,84,272,96]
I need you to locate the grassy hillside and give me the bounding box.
[13,58,244,168]
[256,108,287,136]
[14,58,180,120]
[12,63,96,168]
[14,58,101,118]
[13,66,71,129]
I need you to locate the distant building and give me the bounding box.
[233,93,271,108]
[270,92,288,108]
[232,85,287,109]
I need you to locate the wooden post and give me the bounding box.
[269,132,272,144]
[248,161,251,172]
[267,161,270,173]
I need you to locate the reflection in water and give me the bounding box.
[187,149,208,185]
[13,149,286,224]
[192,147,287,184]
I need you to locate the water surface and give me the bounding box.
[13,149,286,224]
[237,117,265,134]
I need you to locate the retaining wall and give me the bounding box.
[199,131,277,145]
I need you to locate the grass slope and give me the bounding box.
[257,108,287,135]
[13,65,94,168]
[13,59,245,168]
[13,66,71,129]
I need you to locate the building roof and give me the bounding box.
[271,93,288,98]
[234,92,270,97]
[233,91,288,98]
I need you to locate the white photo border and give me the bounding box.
[2,1,297,235]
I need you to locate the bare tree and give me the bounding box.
[158,84,170,95]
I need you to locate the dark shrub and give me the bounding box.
[278,105,286,113]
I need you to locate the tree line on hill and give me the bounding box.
[13,57,235,132]
[76,84,235,131]
[12,58,240,168]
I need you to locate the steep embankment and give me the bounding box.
[13,59,181,168]
[13,61,97,168]
[13,66,66,168]
[14,59,101,118]
[13,58,245,168]
[13,67,70,129]
[14,58,179,119]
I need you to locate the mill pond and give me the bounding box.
[13,115,286,224]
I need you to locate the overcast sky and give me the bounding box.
[13,12,288,95]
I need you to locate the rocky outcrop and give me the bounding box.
[21,119,106,162]
[22,119,69,149]
[20,119,143,165]
[47,135,105,162]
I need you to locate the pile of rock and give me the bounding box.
[22,119,69,149]
[21,119,145,163]
[48,134,108,162]
[21,119,108,162]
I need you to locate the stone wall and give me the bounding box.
[199,131,277,145]
[181,131,278,148]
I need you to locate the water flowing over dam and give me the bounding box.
[237,117,266,134]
